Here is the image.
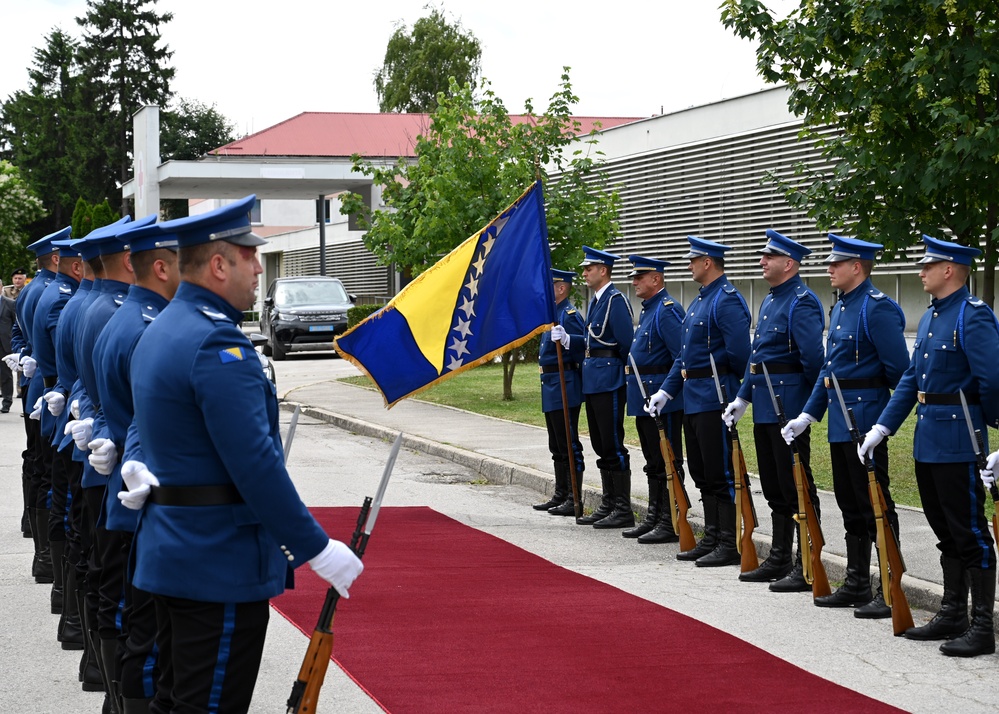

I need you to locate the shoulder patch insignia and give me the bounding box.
[967,296,986,307]
[218,347,245,364]
[141,304,159,323]
[59,285,73,294]
[200,306,231,322]
[663,298,674,306]
[795,286,810,299]
[722,284,737,294]
[566,308,576,315]
[867,289,886,300]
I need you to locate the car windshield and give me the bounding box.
[274,280,348,306]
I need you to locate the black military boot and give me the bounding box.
[696,498,741,567]
[50,539,65,614]
[534,463,569,511]
[576,470,615,525]
[740,513,793,582]
[769,528,811,592]
[549,466,581,516]
[677,494,718,561]
[855,581,891,619]
[814,534,873,607]
[58,559,84,650]
[638,481,679,544]
[30,507,54,583]
[594,470,635,528]
[101,638,123,714]
[939,568,996,657]
[80,588,105,692]
[121,699,152,713]
[905,555,969,640]
[623,476,661,538]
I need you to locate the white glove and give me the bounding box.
[29,396,43,420]
[858,424,891,463]
[550,324,570,348]
[3,352,20,372]
[44,390,66,417]
[645,389,672,416]
[70,399,80,419]
[781,413,817,445]
[982,451,999,489]
[308,539,364,598]
[20,355,37,378]
[117,460,159,510]
[722,397,749,428]
[65,417,94,451]
[88,438,118,476]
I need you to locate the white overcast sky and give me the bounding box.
[2,0,797,137]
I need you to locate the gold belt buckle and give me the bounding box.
[750,363,759,375]
[681,369,688,379]
[539,366,544,374]
[624,366,631,375]
[585,349,590,358]
[917,391,926,404]
[823,377,831,388]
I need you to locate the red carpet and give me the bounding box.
[273,507,902,713]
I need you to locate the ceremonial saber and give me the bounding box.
[959,389,999,545]
[284,405,301,465]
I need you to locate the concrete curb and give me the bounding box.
[287,401,948,621]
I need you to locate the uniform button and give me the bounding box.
[933,312,938,317]
[836,325,841,329]
[828,360,832,365]
[763,315,768,320]
[924,354,928,358]
[840,306,845,312]
[952,414,957,419]
[920,414,924,420]
[928,333,933,337]
[922,374,926,379]
[857,396,861,401]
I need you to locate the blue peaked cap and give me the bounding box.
[682,235,730,260]
[824,233,883,263]
[119,218,180,254]
[627,254,670,278]
[27,226,71,257]
[162,195,266,249]
[759,229,811,262]
[917,234,981,266]
[551,269,576,284]
[94,214,157,256]
[71,216,134,261]
[52,236,81,257]
[579,245,620,267]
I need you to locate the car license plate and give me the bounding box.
[309,325,335,332]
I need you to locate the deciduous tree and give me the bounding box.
[0,161,46,281]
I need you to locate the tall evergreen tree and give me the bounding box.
[76,0,175,215]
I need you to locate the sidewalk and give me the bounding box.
[281,376,952,617]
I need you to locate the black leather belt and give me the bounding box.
[148,484,244,507]
[750,363,803,375]
[43,376,58,388]
[540,363,579,373]
[682,366,730,380]
[586,349,620,359]
[917,392,979,406]
[824,377,889,389]
[625,364,672,375]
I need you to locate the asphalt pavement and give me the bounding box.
[2,351,997,713]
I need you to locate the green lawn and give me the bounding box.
[339,363,962,511]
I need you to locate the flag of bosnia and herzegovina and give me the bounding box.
[335,181,556,408]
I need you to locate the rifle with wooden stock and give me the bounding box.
[709,355,758,572]
[959,389,999,555]
[761,364,830,598]
[287,432,403,714]
[830,373,912,635]
[629,355,696,550]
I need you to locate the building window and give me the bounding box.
[250,199,262,224]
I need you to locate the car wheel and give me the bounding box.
[272,334,288,361]
[261,340,272,357]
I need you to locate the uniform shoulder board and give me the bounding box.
[199,306,232,323]
[566,308,577,315]
[59,285,73,294]
[722,283,737,294]
[794,285,812,299]
[662,297,674,306]
[966,296,987,308]
[867,288,887,300]
[113,293,126,306]
[141,304,160,323]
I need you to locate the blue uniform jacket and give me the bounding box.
[736,276,824,424]
[661,274,751,414]
[130,282,329,603]
[13,269,56,391]
[582,284,634,395]
[627,289,684,417]
[878,287,999,463]
[75,279,130,489]
[32,273,79,440]
[94,285,168,533]
[53,279,93,450]
[539,298,585,412]
[803,279,909,442]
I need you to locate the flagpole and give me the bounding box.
[555,340,582,519]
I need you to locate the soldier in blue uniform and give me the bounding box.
[622,255,686,543]
[121,196,362,713]
[574,246,635,529]
[783,234,909,607]
[723,230,824,583]
[536,268,586,516]
[861,234,998,657]
[648,236,751,566]
[85,218,181,713]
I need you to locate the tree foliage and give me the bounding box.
[374,6,482,113]
[721,0,999,304]
[0,161,46,283]
[342,69,620,398]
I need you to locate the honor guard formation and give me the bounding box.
[537,230,999,658]
[5,196,363,713]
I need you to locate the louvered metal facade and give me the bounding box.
[276,239,394,303]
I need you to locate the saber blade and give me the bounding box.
[628,353,649,402]
[959,389,982,460]
[284,405,301,464]
[708,353,725,405]
[364,432,403,535]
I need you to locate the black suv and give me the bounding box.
[261,277,354,360]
